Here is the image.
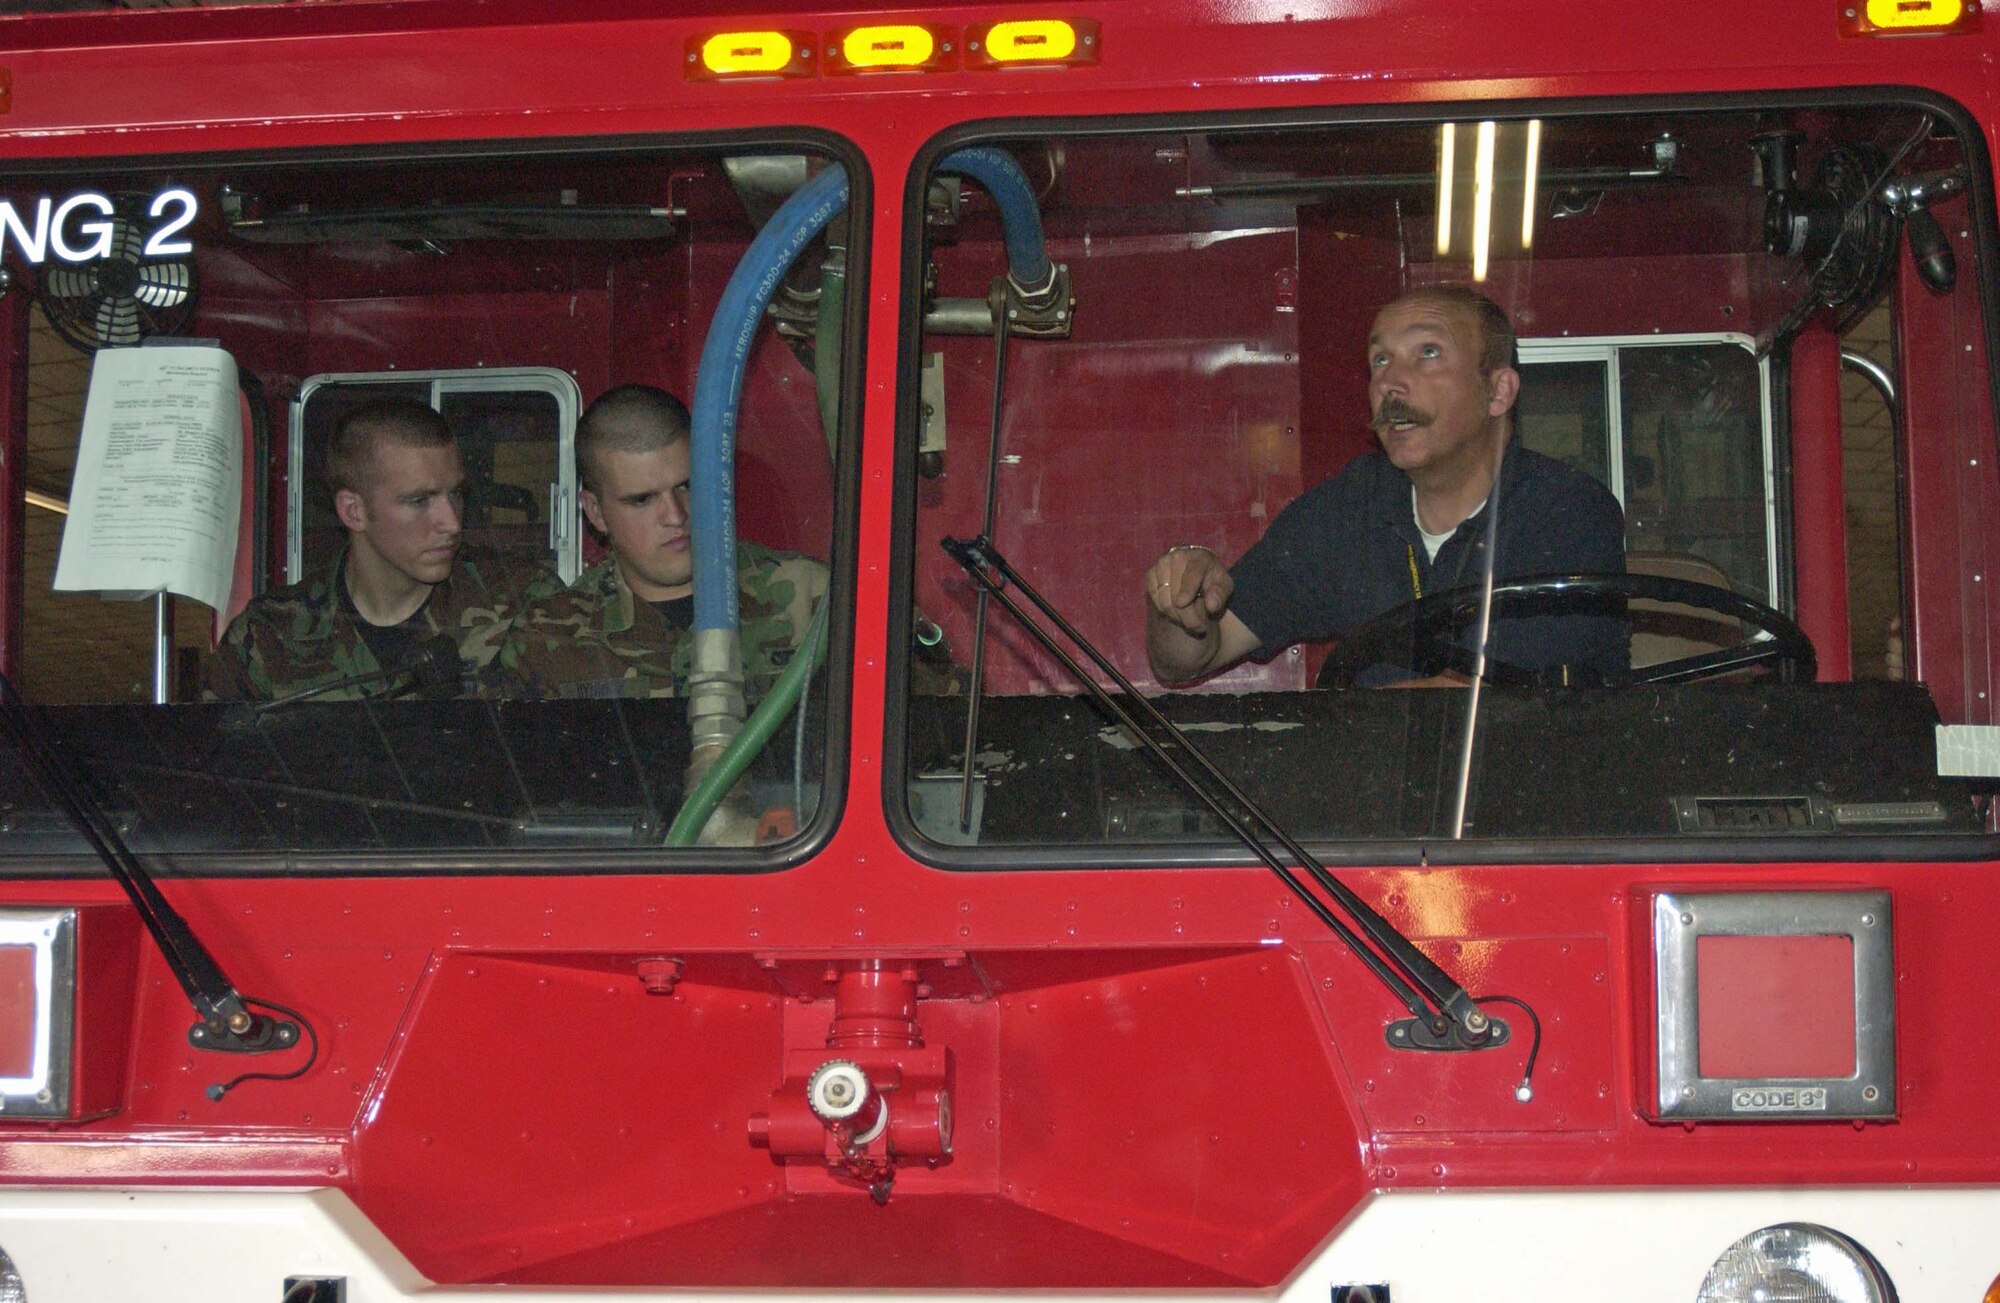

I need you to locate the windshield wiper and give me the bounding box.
[942,535,1533,1064]
[0,672,310,1090]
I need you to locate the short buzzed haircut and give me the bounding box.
[1395,285,1519,375]
[576,384,692,493]
[324,397,453,496]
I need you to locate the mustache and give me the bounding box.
[1371,397,1432,432]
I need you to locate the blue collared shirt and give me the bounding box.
[1228,443,1629,681]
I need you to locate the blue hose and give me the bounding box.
[689,163,850,635]
[938,147,1050,291]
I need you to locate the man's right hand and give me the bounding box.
[1146,545,1232,635]
[1143,545,1259,684]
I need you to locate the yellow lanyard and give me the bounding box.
[1406,543,1423,599]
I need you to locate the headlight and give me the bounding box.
[0,1246,24,1303]
[1697,1222,1894,1303]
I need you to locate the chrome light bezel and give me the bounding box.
[1697,1221,1896,1303]
[0,907,77,1119]
[1654,890,1894,1120]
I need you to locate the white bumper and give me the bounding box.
[0,1186,1993,1300]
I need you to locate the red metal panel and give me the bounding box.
[1898,190,1997,720]
[916,227,1303,694]
[0,943,34,1079]
[0,863,1990,1265]
[984,946,1366,1285]
[213,390,258,639]
[1314,935,1621,1137]
[302,292,612,379]
[0,904,142,1122]
[70,902,140,1122]
[1791,324,1854,678]
[349,945,1366,1287]
[0,2,1937,154]
[194,285,310,593]
[1696,934,1856,1079]
[1297,221,1401,516]
[1468,253,1784,340]
[352,951,788,1284]
[605,249,692,427]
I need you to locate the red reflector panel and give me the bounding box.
[0,944,36,1079]
[1697,934,1855,1078]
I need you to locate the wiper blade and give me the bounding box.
[0,672,303,1063]
[941,535,1504,1050]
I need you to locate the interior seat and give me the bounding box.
[1627,550,1743,670]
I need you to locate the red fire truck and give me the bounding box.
[0,0,1990,1299]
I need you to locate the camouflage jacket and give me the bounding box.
[495,542,827,700]
[203,544,564,702]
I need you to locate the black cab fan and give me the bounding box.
[1758,137,1899,342]
[36,196,197,352]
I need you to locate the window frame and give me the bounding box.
[1518,332,1780,604]
[0,127,868,878]
[883,89,2000,871]
[290,367,584,585]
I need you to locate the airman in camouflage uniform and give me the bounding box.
[204,543,563,701]
[203,395,562,702]
[492,382,827,703]
[495,540,826,700]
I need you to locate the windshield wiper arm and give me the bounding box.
[0,673,300,1059]
[941,535,1504,1050]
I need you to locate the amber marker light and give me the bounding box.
[686,29,815,80]
[965,17,1101,67]
[1838,0,1980,35]
[1985,1269,2000,1303]
[825,23,956,74]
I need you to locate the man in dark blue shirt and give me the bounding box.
[1145,287,1627,686]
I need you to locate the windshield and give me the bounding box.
[898,98,1994,856]
[0,142,850,865]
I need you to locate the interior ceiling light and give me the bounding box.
[1434,118,1543,283]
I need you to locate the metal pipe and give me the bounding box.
[153,594,172,704]
[959,279,1012,831]
[814,241,846,452]
[1448,447,1507,839]
[1841,348,1896,408]
[665,602,827,847]
[923,298,996,336]
[1177,163,1677,202]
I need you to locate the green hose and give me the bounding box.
[664,601,828,846]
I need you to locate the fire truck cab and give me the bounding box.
[0,2,1991,1301]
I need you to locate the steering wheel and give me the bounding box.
[1316,572,1818,689]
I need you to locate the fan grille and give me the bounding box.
[35,205,197,353]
